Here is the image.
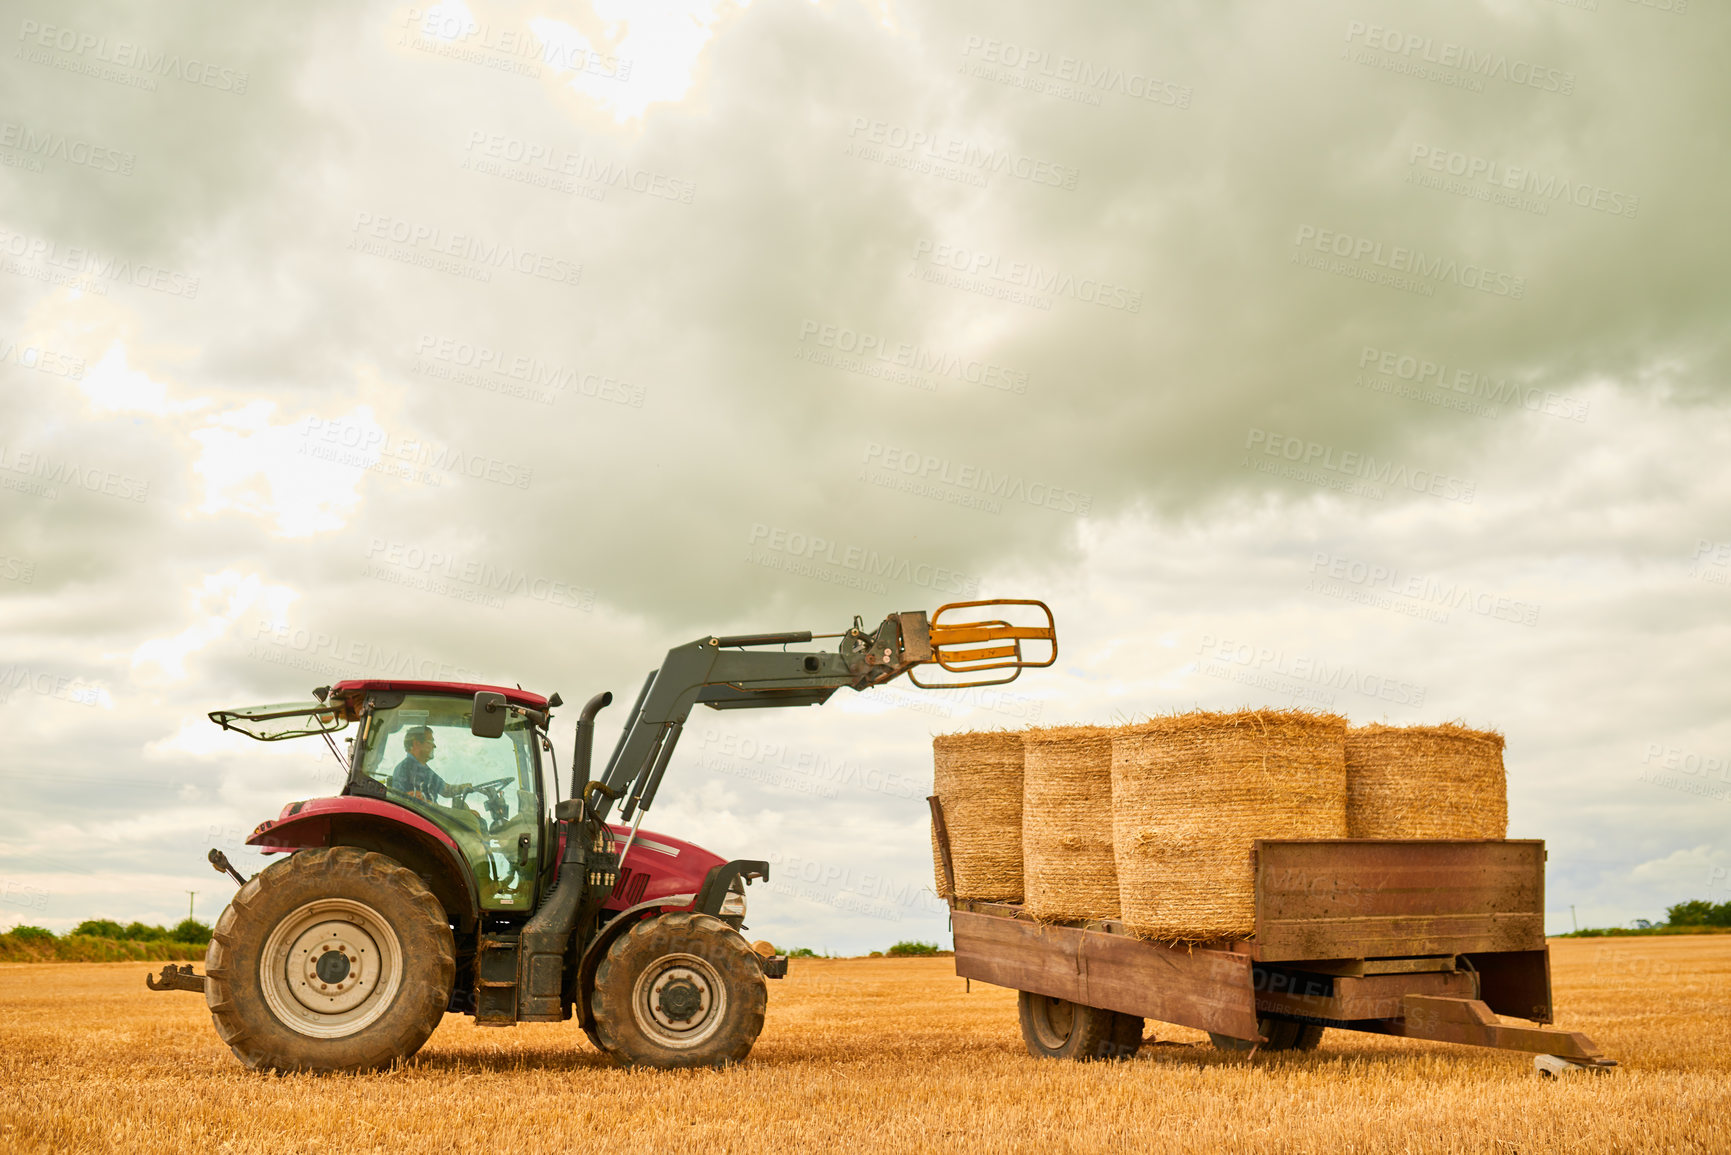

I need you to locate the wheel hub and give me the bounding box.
[1033,996,1076,1048]
[287,920,378,1013]
[314,949,352,984]
[260,899,404,1038]
[641,960,719,1041]
[656,977,704,1023]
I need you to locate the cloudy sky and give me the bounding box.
[1,0,1726,954]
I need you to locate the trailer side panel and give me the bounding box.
[951,911,1261,1039]
[1254,840,1547,961]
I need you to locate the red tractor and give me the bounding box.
[151,602,1054,1072]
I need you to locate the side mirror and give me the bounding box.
[471,691,508,738]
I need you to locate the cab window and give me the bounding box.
[356,694,541,912]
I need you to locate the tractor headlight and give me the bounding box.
[720,879,747,918]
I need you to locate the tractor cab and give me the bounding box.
[345,687,546,911]
[212,680,555,913]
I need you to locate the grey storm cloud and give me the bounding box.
[0,0,1727,948]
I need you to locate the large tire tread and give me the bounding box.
[1209,1017,1328,1053]
[1017,992,1140,1062]
[591,912,766,1069]
[205,846,455,1073]
[1108,1011,1146,1060]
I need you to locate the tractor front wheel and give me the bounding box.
[204,847,455,1073]
[590,912,766,1068]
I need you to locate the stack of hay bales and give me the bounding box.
[929,731,1024,902]
[1021,726,1119,922]
[1345,722,1507,838]
[925,712,1510,942]
[1110,709,1347,941]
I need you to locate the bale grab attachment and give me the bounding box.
[590,599,1056,826]
[911,599,1058,689]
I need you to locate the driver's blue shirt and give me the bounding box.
[389,754,448,800]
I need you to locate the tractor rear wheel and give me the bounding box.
[1209,1018,1326,1052]
[1017,991,1142,1061]
[590,912,766,1068]
[204,847,455,1073]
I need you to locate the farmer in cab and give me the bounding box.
[389,725,471,803]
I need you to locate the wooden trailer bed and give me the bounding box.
[932,815,1611,1069]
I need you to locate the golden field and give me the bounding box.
[0,935,1726,1154]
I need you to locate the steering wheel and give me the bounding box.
[450,776,515,804]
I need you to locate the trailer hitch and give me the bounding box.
[145,963,206,993]
[208,848,248,887]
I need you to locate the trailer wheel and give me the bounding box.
[590,912,766,1068]
[1017,992,1141,1061]
[1110,1011,1147,1059]
[204,847,455,1073]
[1209,1018,1326,1052]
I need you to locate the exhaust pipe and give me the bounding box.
[520,689,611,1020]
[570,690,613,799]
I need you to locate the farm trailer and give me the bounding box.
[928,822,1614,1074]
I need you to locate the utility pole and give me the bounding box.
[1570,904,1577,933]
[187,891,197,920]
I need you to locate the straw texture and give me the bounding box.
[930,730,1024,902]
[1022,726,1119,922]
[1110,709,1347,941]
[1345,723,1508,839]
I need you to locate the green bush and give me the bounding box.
[71,919,126,938]
[0,931,206,962]
[1666,899,1731,927]
[123,921,166,941]
[785,947,820,958]
[170,918,213,945]
[7,925,54,941]
[886,940,941,957]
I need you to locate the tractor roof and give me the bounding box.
[328,678,550,710]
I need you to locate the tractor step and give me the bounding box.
[474,934,519,1025]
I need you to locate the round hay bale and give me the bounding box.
[930,730,1024,903]
[1345,723,1507,839]
[1022,726,1119,922]
[1110,709,1347,941]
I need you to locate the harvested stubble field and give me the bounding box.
[1,936,1726,1154]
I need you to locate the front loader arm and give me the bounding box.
[590,600,1054,824]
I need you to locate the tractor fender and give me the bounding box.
[573,893,697,1033]
[573,858,770,1032]
[246,800,480,932]
[693,859,770,917]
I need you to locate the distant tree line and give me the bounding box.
[4,919,213,944]
[1666,899,1731,927]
